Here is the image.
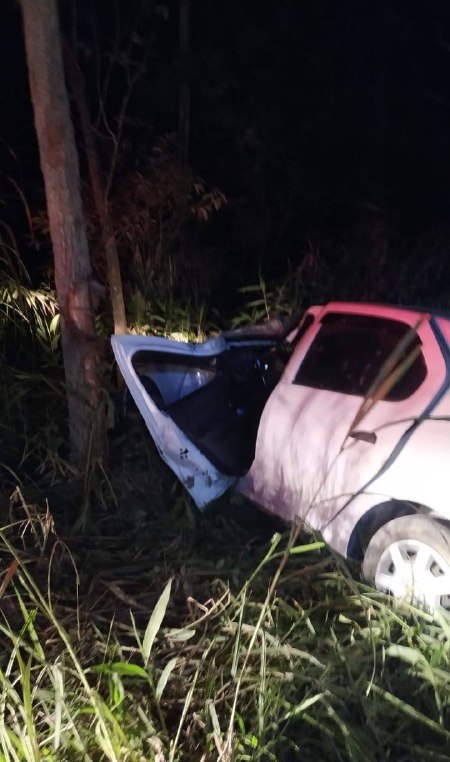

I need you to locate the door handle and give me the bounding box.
[349,430,377,444]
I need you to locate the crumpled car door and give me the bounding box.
[112,334,236,508]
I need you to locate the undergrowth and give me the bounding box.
[2,250,450,760]
[1,483,450,762]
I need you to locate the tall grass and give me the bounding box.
[0,266,68,488]
[1,495,450,762]
[2,226,450,760]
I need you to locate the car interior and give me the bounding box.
[131,345,287,475]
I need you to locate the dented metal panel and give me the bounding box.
[113,303,450,567]
[111,334,235,507]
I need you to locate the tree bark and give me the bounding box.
[64,41,127,336]
[19,0,105,465]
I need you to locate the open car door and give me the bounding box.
[112,321,294,508]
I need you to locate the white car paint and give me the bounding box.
[112,334,236,507]
[239,305,446,532]
[112,302,450,561]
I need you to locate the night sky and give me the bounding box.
[1,0,450,309]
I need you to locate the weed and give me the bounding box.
[1,495,450,761]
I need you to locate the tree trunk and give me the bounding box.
[64,41,127,336]
[178,0,191,160]
[19,0,105,465]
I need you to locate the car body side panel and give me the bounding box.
[435,317,450,347]
[238,306,447,546]
[319,394,450,555]
[320,492,395,556]
[113,305,450,551]
[369,409,450,512]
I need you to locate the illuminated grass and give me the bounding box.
[1,487,450,762]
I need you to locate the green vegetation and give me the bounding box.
[2,241,450,761]
[2,483,450,762]
[3,1,450,756]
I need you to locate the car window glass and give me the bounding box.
[293,313,427,401]
[132,351,216,407]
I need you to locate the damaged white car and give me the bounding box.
[112,302,450,612]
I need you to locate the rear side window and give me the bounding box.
[293,313,427,401]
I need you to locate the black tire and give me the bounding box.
[362,515,450,612]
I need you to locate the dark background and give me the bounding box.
[1,0,450,313]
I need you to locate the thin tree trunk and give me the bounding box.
[19,0,105,465]
[64,41,127,336]
[178,0,191,160]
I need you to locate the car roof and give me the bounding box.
[322,301,450,321]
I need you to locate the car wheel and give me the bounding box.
[362,515,450,613]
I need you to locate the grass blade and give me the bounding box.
[142,578,172,666]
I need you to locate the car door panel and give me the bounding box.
[112,333,286,506]
[112,335,236,507]
[239,306,446,535]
